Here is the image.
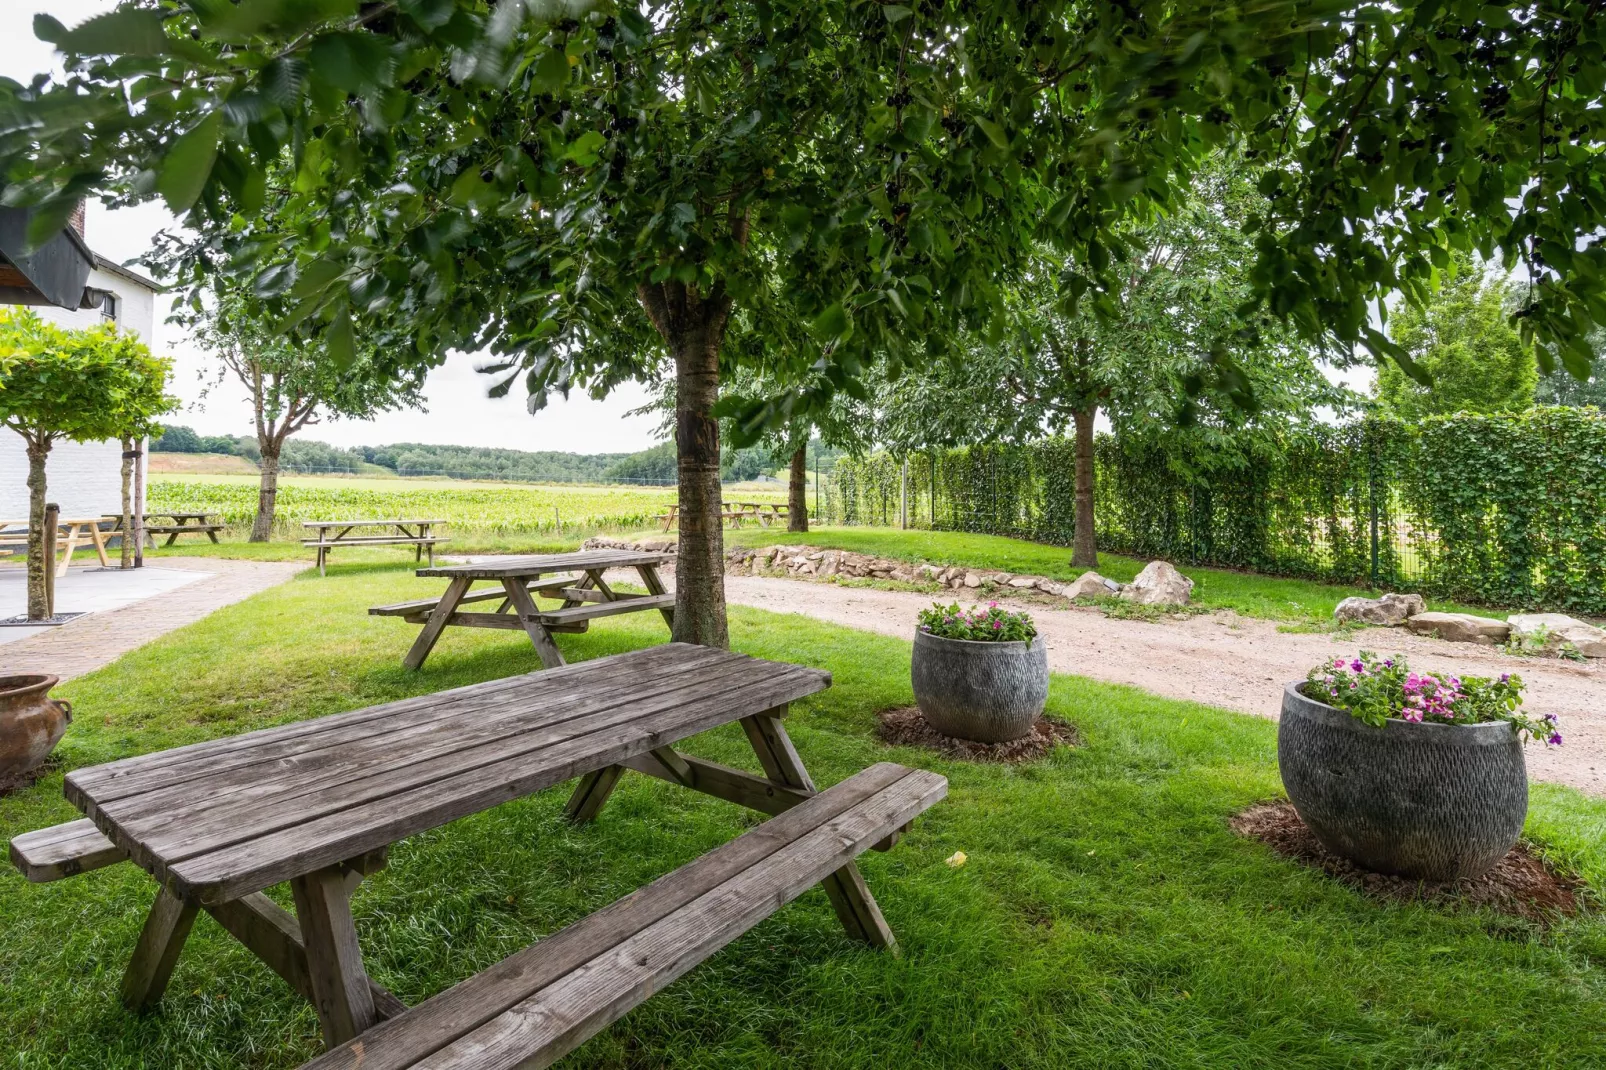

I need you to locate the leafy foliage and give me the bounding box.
[826,407,1606,613]
[1375,255,1537,420]
[1303,652,1557,745]
[917,601,1037,643]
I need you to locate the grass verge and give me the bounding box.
[1,563,1602,1066]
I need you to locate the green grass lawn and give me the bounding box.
[722,526,1508,623]
[2,562,1602,1067]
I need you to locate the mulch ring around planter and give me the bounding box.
[876,707,1079,763]
[1232,800,1589,925]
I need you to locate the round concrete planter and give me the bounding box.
[911,630,1048,743]
[0,674,71,791]
[1277,682,1526,881]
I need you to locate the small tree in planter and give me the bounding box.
[0,310,174,618]
[911,602,1047,744]
[1280,652,1561,882]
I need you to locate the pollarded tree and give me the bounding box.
[191,293,427,541]
[0,309,174,618]
[7,2,1606,644]
[1375,254,1538,421]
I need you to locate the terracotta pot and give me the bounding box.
[0,674,71,789]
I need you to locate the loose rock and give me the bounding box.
[1404,611,1511,645]
[1062,570,1117,600]
[1334,592,1425,627]
[1507,613,1606,658]
[1119,561,1194,606]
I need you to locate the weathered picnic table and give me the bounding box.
[654,501,790,532]
[8,643,946,1066]
[372,549,676,670]
[0,516,112,574]
[103,511,225,546]
[303,519,447,576]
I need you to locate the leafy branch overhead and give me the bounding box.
[1,0,1602,428]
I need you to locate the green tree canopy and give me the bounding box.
[0,309,175,616]
[6,0,1604,643]
[1375,256,1538,421]
[1537,333,1606,409]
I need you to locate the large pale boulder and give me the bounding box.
[1063,571,1119,600]
[1404,612,1511,645]
[1118,561,1194,606]
[1507,613,1606,658]
[1334,592,1426,627]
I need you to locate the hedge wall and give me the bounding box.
[821,407,1606,614]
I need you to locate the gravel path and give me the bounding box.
[722,575,1606,796]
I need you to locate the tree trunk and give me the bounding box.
[251,446,280,543]
[670,316,729,647]
[119,437,134,569]
[788,447,808,533]
[25,440,50,620]
[1072,405,1098,569]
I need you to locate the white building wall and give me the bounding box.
[0,261,157,521]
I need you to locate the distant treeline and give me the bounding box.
[151,426,824,484]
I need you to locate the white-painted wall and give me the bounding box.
[0,259,157,522]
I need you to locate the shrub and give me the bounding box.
[917,601,1037,643]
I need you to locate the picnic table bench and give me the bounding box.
[0,516,112,574]
[654,501,790,532]
[103,511,225,546]
[8,643,946,1066]
[303,519,447,576]
[372,549,676,670]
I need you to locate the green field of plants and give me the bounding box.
[149,474,786,536]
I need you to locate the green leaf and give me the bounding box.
[812,303,850,341]
[882,4,913,23]
[31,14,67,43]
[563,130,606,164]
[326,306,356,369]
[156,112,223,215]
[57,10,169,56]
[974,117,1009,149]
[398,0,458,31]
[308,31,396,94]
[533,47,570,93]
[23,198,78,252]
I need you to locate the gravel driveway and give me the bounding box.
[723,575,1606,796]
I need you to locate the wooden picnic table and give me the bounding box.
[0,516,112,574]
[10,644,943,1062]
[373,549,675,670]
[103,511,225,546]
[303,519,447,576]
[654,501,791,532]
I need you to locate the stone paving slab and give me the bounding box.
[0,558,304,681]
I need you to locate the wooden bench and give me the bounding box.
[10,818,129,882]
[106,512,225,546]
[299,762,944,1070]
[302,520,447,576]
[526,592,678,630]
[368,576,581,620]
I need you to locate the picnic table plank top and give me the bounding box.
[65,644,828,904]
[416,548,673,578]
[303,519,445,529]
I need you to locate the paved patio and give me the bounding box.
[0,558,303,681]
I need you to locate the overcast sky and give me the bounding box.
[3,1,664,454]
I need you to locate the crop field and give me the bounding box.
[149,473,787,537]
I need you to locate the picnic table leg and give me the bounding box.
[57,524,81,577]
[563,764,627,824]
[88,521,111,567]
[121,887,199,1011]
[291,865,377,1048]
[500,577,567,669]
[740,706,898,952]
[207,525,219,543]
[402,576,472,670]
[635,564,676,628]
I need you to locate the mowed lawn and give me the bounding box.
[723,526,1513,623]
[3,562,1604,1068]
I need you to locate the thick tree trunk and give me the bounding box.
[120,437,134,569]
[25,440,50,620]
[1072,405,1098,569]
[671,318,729,647]
[251,446,280,543]
[788,447,808,533]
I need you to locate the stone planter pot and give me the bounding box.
[0,674,71,790]
[911,631,1048,743]
[1277,682,1526,881]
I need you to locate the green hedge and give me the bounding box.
[822,407,1606,614]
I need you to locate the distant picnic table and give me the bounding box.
[0,516,112,574]
[103,511,224,546]
[302,519,447,576]
[372,548,675,670]
[655,501,791,532]
[8,643,947,1064]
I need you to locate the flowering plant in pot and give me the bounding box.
[911,602,1047,743]
[1279,652,1561,881]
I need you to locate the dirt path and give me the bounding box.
[723,575,1606,796]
